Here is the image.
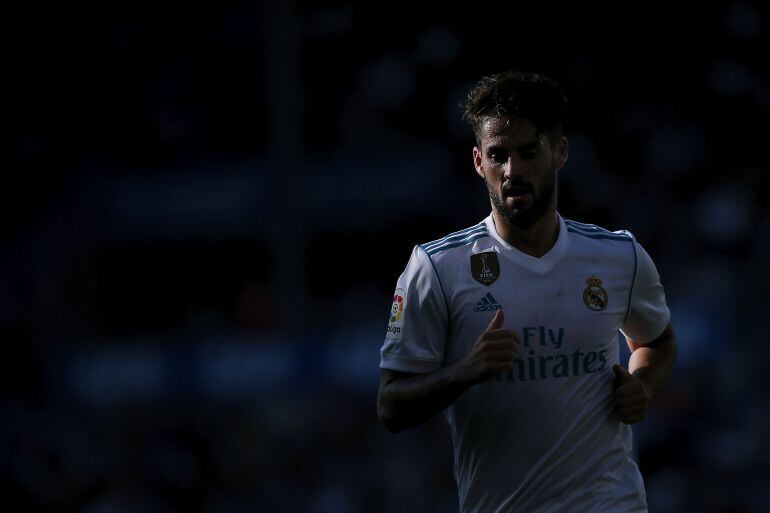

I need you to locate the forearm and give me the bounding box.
[378,364,473,433]
[379,309,517,432]
[627,324,677,399]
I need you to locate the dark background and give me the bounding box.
[3,1,770,512]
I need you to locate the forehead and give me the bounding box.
[478,117,542,148]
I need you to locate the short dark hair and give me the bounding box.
[463,71,567,144]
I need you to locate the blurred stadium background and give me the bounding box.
[3,1,769,512]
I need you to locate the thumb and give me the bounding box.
[613,364,632,384]
[487,309,504,331]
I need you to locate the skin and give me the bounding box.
[378,309,519,433]
[614,325,677,424]
[378,116,677,432]
[472,117,568,258]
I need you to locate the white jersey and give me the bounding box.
[380,213,670,513]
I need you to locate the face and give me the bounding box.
[473,117,568,229]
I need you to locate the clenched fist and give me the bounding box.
[612,364,652,424]
[456,310,520,385]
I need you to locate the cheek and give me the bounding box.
[488,171,505,187]
[484,162,504,178]
[483,173,501,193]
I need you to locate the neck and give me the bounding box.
[492,209,559,258]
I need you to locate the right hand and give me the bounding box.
[456,309,519,385]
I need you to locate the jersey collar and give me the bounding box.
[482,213,569,275]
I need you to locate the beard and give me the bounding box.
[486,169,556,229]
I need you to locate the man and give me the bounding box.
[377,71,677,513]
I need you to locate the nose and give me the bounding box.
[503,155,524,180]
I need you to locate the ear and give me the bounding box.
[473,146,485,179]
[554,136,569,171]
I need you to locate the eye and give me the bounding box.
[488,151,507,164]
[520,149,537,160]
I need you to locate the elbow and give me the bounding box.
[377,395,405,434]
[658,324,678,366]
[670,335,678,365]
[380,414,403,434]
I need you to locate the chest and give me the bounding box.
[444,253,633,361]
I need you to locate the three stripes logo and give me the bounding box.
[473,293,503,312]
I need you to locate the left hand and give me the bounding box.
[612,364,652,424]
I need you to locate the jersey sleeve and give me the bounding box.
[620,237,671,344]
[379,245,449,373]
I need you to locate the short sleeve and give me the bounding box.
[379,245,449,373]
[620,238,671,344]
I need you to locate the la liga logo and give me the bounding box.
[386,288,406,339]
[390,291,405,322]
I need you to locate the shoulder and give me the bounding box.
[563,218,635,243]
[417,220,491,258]
[563,218,644,275]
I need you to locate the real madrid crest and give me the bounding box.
[582,275,608,311]
[470,251,500,286]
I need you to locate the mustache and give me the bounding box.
[501,181,534,196]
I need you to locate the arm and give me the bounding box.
[377,366,472,433]
[627,323,677,398]
[378,309,518,433]
[613,236,676,424]
[613,323,677,424]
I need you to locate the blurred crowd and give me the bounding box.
[3,1,770,512]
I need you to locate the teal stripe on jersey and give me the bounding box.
[426,232,488,255]
[565,219,633,237]
[423,223,486,251]
[624,239,638,323]
[427,228,489,253]
[416,245,449,318]
[564,219,620,234]
[565,222,618,235]
[566,226,631,241]
[564,219,604,231]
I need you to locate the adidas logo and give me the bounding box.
[473,292,503,312]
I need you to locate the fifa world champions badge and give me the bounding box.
[470,252,500,286]
[582,276,608,311]
[386,288,406,339]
